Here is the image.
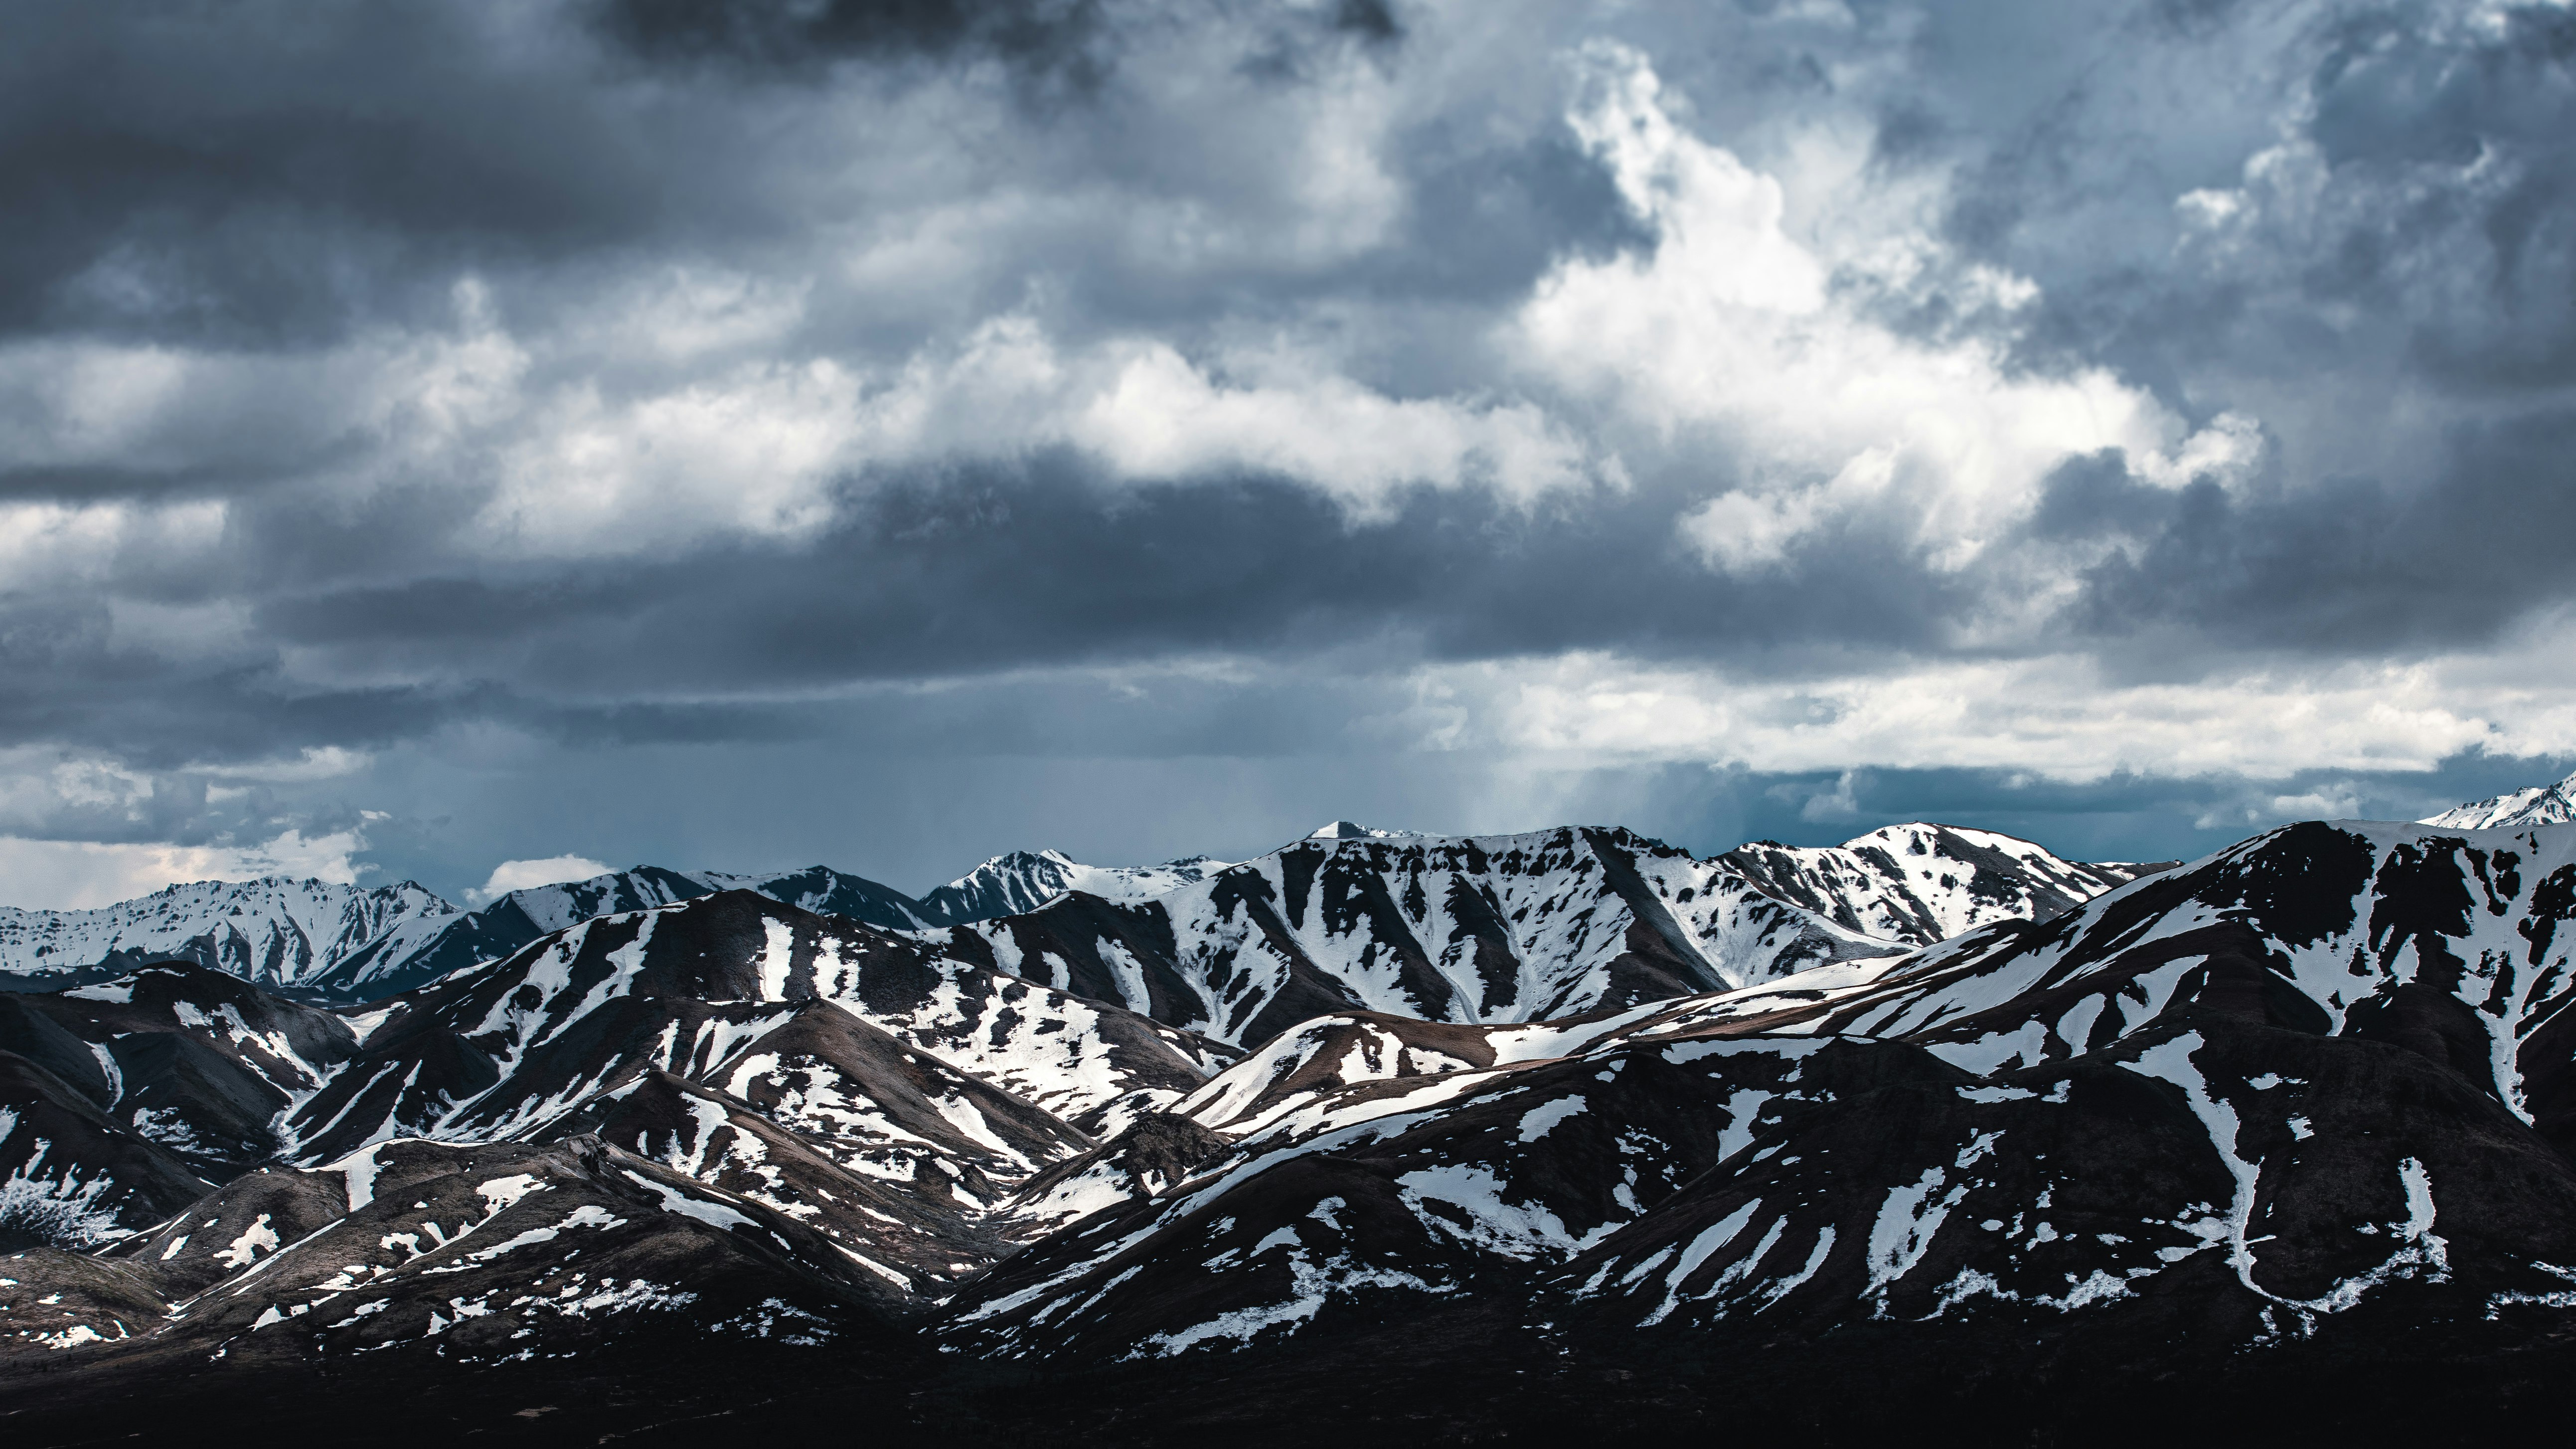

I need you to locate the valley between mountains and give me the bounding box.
[7,783,2576,1444]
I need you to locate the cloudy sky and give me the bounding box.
[3,0,2574,908]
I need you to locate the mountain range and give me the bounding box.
[925,822,2171,1047]
[0,821,2159,1011]
[5,777,2576,1443]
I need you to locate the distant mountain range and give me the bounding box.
[0,864,927,1001]
[0,820,2155,1008]
[0,877,454,997]
[310,863,928,998]
[927,822,2168,1046]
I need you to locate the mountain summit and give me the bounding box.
[2421,766,2576,829]
[914,849,1234,925]
[1307,820,1418,840]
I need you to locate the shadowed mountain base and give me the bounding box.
[4,1305,2574,1448]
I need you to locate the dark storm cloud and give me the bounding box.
[1965,1,2576,396]
[0,4,669,346]
[231,457,1965,703]
[590,0,1108,79]
[0,606,457,771]
[2302,3,2576,391]
[0,1,1548,376]
[0,442,1975,783]
[2038,407,2576,651]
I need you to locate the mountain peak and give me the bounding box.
[2421,766,2576,830]
[915,847,1235,926]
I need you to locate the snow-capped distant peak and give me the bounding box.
[914,849,1237,925]
[0,876,457,991]
[2420,768,2576,830]
[1718,822,2154,951]
[1307,820,1414,840]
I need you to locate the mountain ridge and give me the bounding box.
[2423,765,2576,830]
[914,849,1236,925]
[1,821,2151,1010]
[0,877,454,999]
[926,821,2158,1046]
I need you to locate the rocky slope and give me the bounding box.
[937,818,2576,1383]
[1,964,357,1205]
[1,889,1240,1348]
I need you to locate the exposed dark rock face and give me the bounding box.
[0,1052,212,1251]
[0,964,355,1182]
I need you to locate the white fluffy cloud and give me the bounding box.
[1421,646,2562,784]
[477,309,1605,554]
[465,854,613,905]
[1519,42,2262,579]
[0,828,370,911]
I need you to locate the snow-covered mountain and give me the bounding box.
[929,821,2153,1048]
[0,878,453,995]
[914,849,1234,925]
[2421,766,2576,829]
[0,888,1237,1362]
[0,826,2139,1028]
[1717,823,2168,947]
[311,863,926,998]
[0,865,935,1005]
[938,817,2576,1389]
[932,824,1903,1047]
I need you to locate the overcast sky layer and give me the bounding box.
[4,0,2574,908]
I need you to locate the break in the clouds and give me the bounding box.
[2,0,2573,907]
